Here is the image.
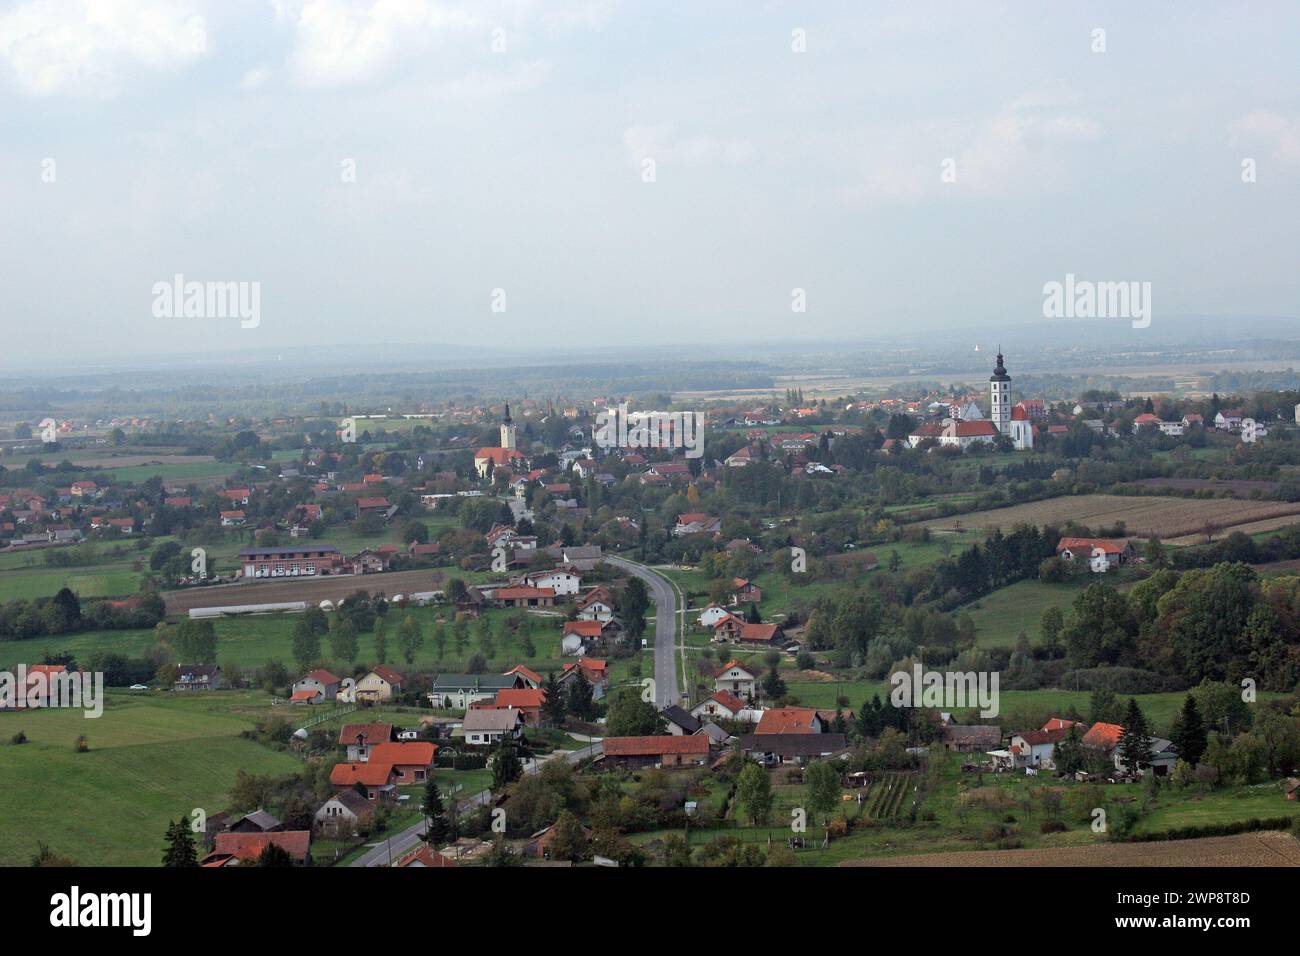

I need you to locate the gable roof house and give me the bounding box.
[941,724,1003,753]
[204,831,312,867]
[337,722,396,762]
[739,733,849,766]
[292,669,342,704]
[174,664,222,692]
[329,762,398,802]
[600,735,710,768]
[660,705,702,736]
[460,708,525,746]
[713,659,758,699]
[673,513,722,537]
[428,673,525,711]
[558,658,609,700]
[352,665,403,703]
[689,689,750,722]
[1056,537,1135,570]
[755,707,825,736]
[562,619,609,656]
[366,741,438,784]
[314,789,374,837]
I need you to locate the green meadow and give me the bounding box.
[0,691,300,867]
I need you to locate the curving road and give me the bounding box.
[604,555,683,708]
[349,743,601,867]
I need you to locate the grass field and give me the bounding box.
[0,690,300,866]
[0,601,655,692]
[959,578,1090,648]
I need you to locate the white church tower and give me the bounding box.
[500,403,517,450]
[989,349,1011,433]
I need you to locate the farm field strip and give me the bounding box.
[917,494,1300,540]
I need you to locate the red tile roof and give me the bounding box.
[212,830,311,863]
[603,735,709,757]
[703,690,747,713]
[370,665,403,685]
[756,707,821,735]
[367,742,437,768]
[330,762,396,787]
[494,688,546,710]
[337,722,393,746]
[1057,537,1128,555]
[1083,722,1124,750]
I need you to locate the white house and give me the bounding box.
[1215,409,1244,431]
[713,659,758,699]
[697,604,731,628]
[461,708,524,746]
[292,669,341,703]
[690,690,748,722]
[521,568,581,597]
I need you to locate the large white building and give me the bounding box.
[989,351,1033,450]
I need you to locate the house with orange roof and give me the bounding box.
[353,666,403,703]
[493,586,556,608]
[562,619,608,656]
[203,830,312,866]
[730,578,762,605]
[713,659,758,699]
[690,689,749,722]
[755,707,825,735]
[558,658,609,699]
[1056,537,1135,570]
[502,664,543,689]
[329,762,398,802]
[337,722,396,762]
[487,688,548,726]
[366,742,438,784]
[292,668,341,703]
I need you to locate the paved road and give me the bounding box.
[604,555,682,708]
[349,742,601,867]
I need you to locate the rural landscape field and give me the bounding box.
[3,2,1300,935]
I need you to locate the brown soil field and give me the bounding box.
[163,569,448,615]
[1167,513,1300,545]
[840,831,1300,867]
[918,494,1300,541]
[68,454,216,468]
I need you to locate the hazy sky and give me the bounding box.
[1,0,1297,363]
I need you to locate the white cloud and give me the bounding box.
[0,0,208,98]
[846,96,1104,204]
[1233,110,1300,163]
[274,0,606,90]
[240,66,271,91]
[623,125,756,169]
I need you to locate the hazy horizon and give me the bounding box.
[2,1,1298,362]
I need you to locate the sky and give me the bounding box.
[0,0,1297,364]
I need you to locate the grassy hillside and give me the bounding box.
[0,691,300,866]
